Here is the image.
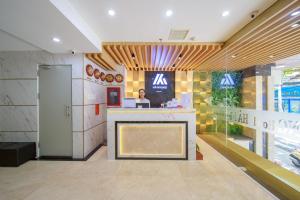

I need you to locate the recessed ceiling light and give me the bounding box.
[166,10,173,17]
[231,55,237,58]
[222,11,230,17]
[269,55,275,58]
[52,37,60,43]
[291,10,300,16]
[108,9,115,16]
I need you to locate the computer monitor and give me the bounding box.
[136,103,150,108]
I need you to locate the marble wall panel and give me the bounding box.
[0,132,37,142]
[72,79,83,105]
[73,131,84,159]
[84,80,106,105]
[84,123,106,157]
[72,106,83,132]
[0,80,37,105]
[0,51,83,79]
[0,106,37,131]
[83,103,106,131]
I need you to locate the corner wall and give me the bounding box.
[0,51,85,158]
[82,57,107,158]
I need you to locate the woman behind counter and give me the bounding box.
[136,89,150,104]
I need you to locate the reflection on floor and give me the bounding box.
[0,137,277,200]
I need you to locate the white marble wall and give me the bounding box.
[0,50,84,159]
[83,57,107,158]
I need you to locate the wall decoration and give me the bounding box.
[107,87,121,107]
[94,69,100,79]
[105,74,114,83]
[115,74,124,83]
[100,72,106,81]
[95,104,100,115]
[211,71,243,136]
[211,71,242,107]
[86,64,94,76]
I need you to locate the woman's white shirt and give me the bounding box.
[136,98,150,104]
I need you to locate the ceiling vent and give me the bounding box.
[168,29,189,40]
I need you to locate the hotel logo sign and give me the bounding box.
[153,73,167,89]
[220,73,235,88]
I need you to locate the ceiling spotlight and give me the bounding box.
[135,63,138,67]
[291,10,300,16]
[108,9,116,16]
[131,53,136,59]
[222,11,230,17]
[172,64,176,67]
[291,22,300,28]
[166,10,173,17]
[269,55,275,58]
[231,54,237,58]
[178,54,183,60]
[52,37,61,43]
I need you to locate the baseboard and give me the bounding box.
[38,143,103,161]
[82,143,103,161]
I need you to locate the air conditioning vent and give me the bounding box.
[168,29,189,40]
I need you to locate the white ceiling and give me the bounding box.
[0,0,101,53]
[69,0,276,42]
[0,0,276,53]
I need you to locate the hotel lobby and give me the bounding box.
[0,0,300,199]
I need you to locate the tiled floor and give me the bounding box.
[0,137,277,200]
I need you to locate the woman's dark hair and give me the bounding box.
[138,89,146,98]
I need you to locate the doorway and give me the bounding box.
[38,65,72,158]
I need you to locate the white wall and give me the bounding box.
[0,50,107,159]
[82,57,107,157]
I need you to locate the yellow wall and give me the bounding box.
[193,72,212,134]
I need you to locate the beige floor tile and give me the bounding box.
[0,137,277,200]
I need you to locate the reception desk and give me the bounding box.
[107,108,196,160]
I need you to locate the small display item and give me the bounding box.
[94,69,100,79]
[86,64,94,76]
[100,72,106,81]
[115,74,124,83]
[105,74,114,82]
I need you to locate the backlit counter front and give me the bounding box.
[107,108,196,160]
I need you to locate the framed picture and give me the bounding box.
[86,64,94,76]
[105,74,114,83]
[94,69,100,79]
[107,87,121,107]
[115,74,124,83]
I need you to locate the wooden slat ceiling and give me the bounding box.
[85,52,116,71]
[86,0,300,72]
[101,42,222,71]
[201,0,300,71]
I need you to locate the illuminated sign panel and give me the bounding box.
[145,72,175,107]
[220,73,235,88]
[152,73,168,89]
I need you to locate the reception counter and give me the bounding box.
[107,108,196,160]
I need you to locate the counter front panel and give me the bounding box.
[107,108,196,160]
[116,121,188,159]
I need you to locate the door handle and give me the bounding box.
[65,105,71,117]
